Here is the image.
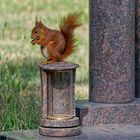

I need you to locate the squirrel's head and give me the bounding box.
[31,18,47,45]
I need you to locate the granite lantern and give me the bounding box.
[39,61,81,137]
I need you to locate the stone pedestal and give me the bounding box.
[135,0,140,98]
[39,62,81,137]
[76,99,140,125]
[76,0,140,125]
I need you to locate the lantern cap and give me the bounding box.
[39,61,79,71]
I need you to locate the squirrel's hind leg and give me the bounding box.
[47,42,61,63]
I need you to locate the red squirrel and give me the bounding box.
[31,12,81,64]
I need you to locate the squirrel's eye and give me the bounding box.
[35,30,38,33]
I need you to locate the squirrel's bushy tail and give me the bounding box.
[59,12,81,60]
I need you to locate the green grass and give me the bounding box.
[0,0,89,131]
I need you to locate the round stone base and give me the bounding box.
[39,126,81,137]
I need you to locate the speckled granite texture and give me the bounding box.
[76,99,140,126]
[89,0,135,103]
[135,0,140,98]
[39,62,80,136]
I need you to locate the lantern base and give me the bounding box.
[39,126,81,137]
[39,117,81,137]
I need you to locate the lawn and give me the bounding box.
[0,0,89,131]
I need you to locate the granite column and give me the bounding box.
[89,0,135,103]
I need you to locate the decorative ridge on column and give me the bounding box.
[135,0,140,98]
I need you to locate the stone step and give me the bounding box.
[1,124,140,140]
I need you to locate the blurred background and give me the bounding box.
[0,0,89,131]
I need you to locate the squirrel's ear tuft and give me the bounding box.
[39,21,44,27]
[35,16,37,21]
[35,16,39,25]
[39,21,42,24]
